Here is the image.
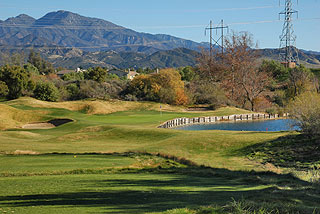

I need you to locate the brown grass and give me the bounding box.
[0,104,47,130]
[7,97,185,114]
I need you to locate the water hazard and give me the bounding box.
[173,119,298,132]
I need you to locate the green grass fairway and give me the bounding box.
[0,154,136,175]
[0,154,319,214]
[0,97,318,213]
[0,98,288,170]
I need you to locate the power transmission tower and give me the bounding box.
[279,0,299,67]
[205,20,214,56]
[205,20,229,56]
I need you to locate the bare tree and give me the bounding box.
[198,32,272,111]
[197,48,226,82]
[222,32,271,111]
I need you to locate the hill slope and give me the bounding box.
[0,10,204,53]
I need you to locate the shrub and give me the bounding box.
[124,94,138,101]
[188,81,227,107]
[62,72,84,81]
[84,67,108,83]
[77,80,126,100]
[288,92,320,137]
[78,80,107,100]
[0,81,9,98]
[34,81,60,101]
[66,83,81,100]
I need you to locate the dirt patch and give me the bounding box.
[22,118,73,130]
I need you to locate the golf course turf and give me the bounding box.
[0,97,319,213]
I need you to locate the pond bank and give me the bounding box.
[158,113,289,129]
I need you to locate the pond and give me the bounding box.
[173,119,298,132]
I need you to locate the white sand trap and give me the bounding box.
[22,119,73,130]
[22,123,55,129]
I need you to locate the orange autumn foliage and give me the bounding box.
[128,68,188,105]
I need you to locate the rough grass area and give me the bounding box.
[6,97,251,116]
[6,97,187,115]
[243,134,320,170]
[0,104,48,130]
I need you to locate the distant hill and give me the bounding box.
[0,10,319,69]
[34,47,320,69]
[0,10,205,53]
[1,45,319,69]
[39,47,201,69]
[259,48,320,69]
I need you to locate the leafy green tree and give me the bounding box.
[62,72,85,81]
[84,67,108,83]
[34,81,60,101]
[0,81,9,98]
[179,66,196,82]
[286,65,317,98]
[259,60,289,82]
[27,50,54,74]
[0,65,30,99]
[66,83,81,100]
[23,63,39,75]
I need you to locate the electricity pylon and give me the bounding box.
[279,0,299,67]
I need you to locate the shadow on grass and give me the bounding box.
[235,134,320,169]
[0,165,320,213]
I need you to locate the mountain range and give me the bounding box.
[0,10,204,53]
[0,10,319,69]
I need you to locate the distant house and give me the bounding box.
[57,70,74,77]
[108,69,139,80]
[57,68,85,77]
[127,70,139,80]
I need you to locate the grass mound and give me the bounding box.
[6,97,185,114]
[5,97,252,116]
[0,104,47,130]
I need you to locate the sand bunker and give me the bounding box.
[22,119,73,129]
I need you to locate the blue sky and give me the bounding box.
[0,0,319,51]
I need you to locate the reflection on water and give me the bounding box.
[173,119,298,132]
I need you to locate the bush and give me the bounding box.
[124,94,138,101]
[288,92,320,137]
[0,81,9,98]
[0,65,30,99]
[62,72,84,81]
[188,81,227,107]
[34,81,60,101]
[126,69,188,105]
[66,83,81,100]
[84,67,108,83]
[78,80,107,100]
[76,80,126,100]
